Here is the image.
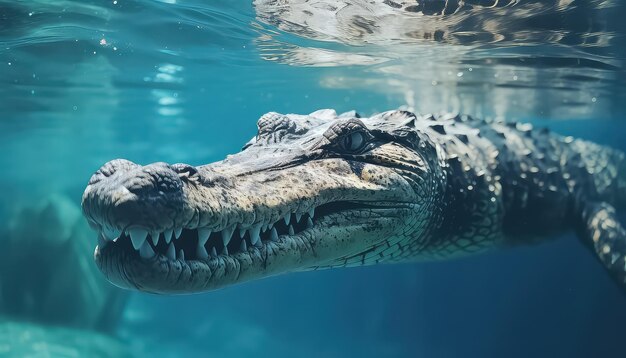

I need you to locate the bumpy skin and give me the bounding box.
[81,109,626,294]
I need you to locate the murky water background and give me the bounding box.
[1,1,626,357]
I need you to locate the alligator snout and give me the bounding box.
[82,159,190,233]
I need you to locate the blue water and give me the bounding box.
[1,1,626,357]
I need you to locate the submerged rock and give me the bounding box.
[0,320,133,358]
[0,194,132,355]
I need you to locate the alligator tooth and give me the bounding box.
[174,228,182,239]
[197,244,208,260]
[270,227,279,242]
[128,228,148,250]
[198,228,211,247]
[103,226,121,241]
[288,225,295,236]
[295,213,302,222]
[178,249,185,261]
[150,232,161,246]
[221,226,235,246]
[166,242,176,260]
[240,239,247,252]
[222,246,229,256]
[268,222,274,230]
[239,228,246,238]
[250,224,261,245]
[306,217,314,229]
[283,214,291,225]
[139,240,155,259]
[308,208,315,219]
[261,224,268,233]
[210,247,218,258]
[163,229,173,244]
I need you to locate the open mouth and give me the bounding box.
[96,201,394,263]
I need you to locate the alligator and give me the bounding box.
[81,109,626,294]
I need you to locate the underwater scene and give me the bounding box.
[1,0,626,357]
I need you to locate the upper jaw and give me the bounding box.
[93,199,416,265]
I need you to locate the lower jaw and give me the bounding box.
[96,244,244,293]
[95,214,406,294]
[95,230,320,294]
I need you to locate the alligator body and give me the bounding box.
[81,110,626,294]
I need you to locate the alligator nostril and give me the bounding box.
[102,159,139,176]
[89,159,139,185]
[123,164,184,196]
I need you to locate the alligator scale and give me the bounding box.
[81,110,626,294]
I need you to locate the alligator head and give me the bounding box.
[81,109,444,294]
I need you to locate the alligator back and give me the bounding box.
[414,114,626,255]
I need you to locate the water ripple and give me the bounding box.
[1,0,625,120]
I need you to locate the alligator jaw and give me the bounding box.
[92,202,416,294]
[82,111,434,294]
[81,157,422,294]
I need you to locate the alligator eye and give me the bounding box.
[341,131,366,152]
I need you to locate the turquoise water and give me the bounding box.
[1,1,626,357]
